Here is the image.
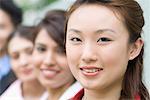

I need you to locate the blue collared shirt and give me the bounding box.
[0,55,11,80]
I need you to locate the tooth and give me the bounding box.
[83,69,99,73]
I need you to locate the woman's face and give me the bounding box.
[8,36,36,82]
[32,28,74,89]
[0,9,14,50]
[66,5,134,91]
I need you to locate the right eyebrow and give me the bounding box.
[35,43,46,48]
[95,29,116,34]
[68,28,82,34]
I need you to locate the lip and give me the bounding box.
[40,67,60,79]
[21,68,33,75]
[80,66,103,76]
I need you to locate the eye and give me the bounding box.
[35,45,46,53]
[97,37,111,42]
[70,37,82,42]
[10,53,19,60]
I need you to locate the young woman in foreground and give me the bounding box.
[65,0,150,100]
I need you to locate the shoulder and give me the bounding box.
[0,80,23,100]
[59,82,82,100]
[40,92,49,100]
[70,89,84,100]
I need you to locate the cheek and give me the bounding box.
[32,52,44,68]
[0,27,13,37]
[104,40,129,60]
[5,30,12,36]
[66,52,78,79]
[11,60,19,75]
[66,51,75,72]
[100,44,129,73]
[66,44,82,76]
[56,55,74,75]
[56,56,68,68]
[66,45,80,66]
[30,65,37,76]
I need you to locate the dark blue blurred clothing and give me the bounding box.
[0,55,16,95]
[0,69,16,95]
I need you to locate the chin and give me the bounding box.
[45,83,64,89]
[83,84,97,90]
[80,80,100,90]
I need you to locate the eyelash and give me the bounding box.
[36,46,46,53]
[70,37,82,42]
[70,37,111,43]
[11,54,19,60]
[97,37,111,42]
[69,36,112,46]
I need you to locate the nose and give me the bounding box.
[19,54,28,67]
[43,51,55,66]
[81,43,97,63]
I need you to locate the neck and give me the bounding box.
[47,80,74,100]
[83,81,122,100]
[22,79,45,99]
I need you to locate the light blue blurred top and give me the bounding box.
[0,55,11,80]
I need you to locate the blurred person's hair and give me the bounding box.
[6,25,35,54]
[34,9,66,54]
[0,0,23,56]
[0,0,23,27]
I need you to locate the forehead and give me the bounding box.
[8,36,33,53]
[68,4,117,24]
[67,4,128,35]
[0,9,12,24]
[35,28,57,47]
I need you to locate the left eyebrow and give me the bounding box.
[68,28,82,34]
[95,29,116,34]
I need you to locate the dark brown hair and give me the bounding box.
[34,10,66,54]
[6,25,35,54]
[65,0,149,99]
[0,0,22,56]
[0,0,22,27]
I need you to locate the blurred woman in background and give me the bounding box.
[32,10,82,100]
[0,26,45,100]
[0,0,22,94]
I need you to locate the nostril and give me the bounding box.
[99,68,103,71]
[80,68,83,70]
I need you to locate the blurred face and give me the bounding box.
[66,5,134,91]
[8,36,35,82]
[0,9,14,50]
[32,28,74,89]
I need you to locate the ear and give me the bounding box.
[129,38,144,60]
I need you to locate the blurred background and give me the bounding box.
[14,0,75,25]
[13,0,150,90]
[137,0,150,90]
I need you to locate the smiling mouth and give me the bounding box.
[80,67,103,76]
[22,69,32,75]
[41,69,59,78]
[80,68,103,73]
